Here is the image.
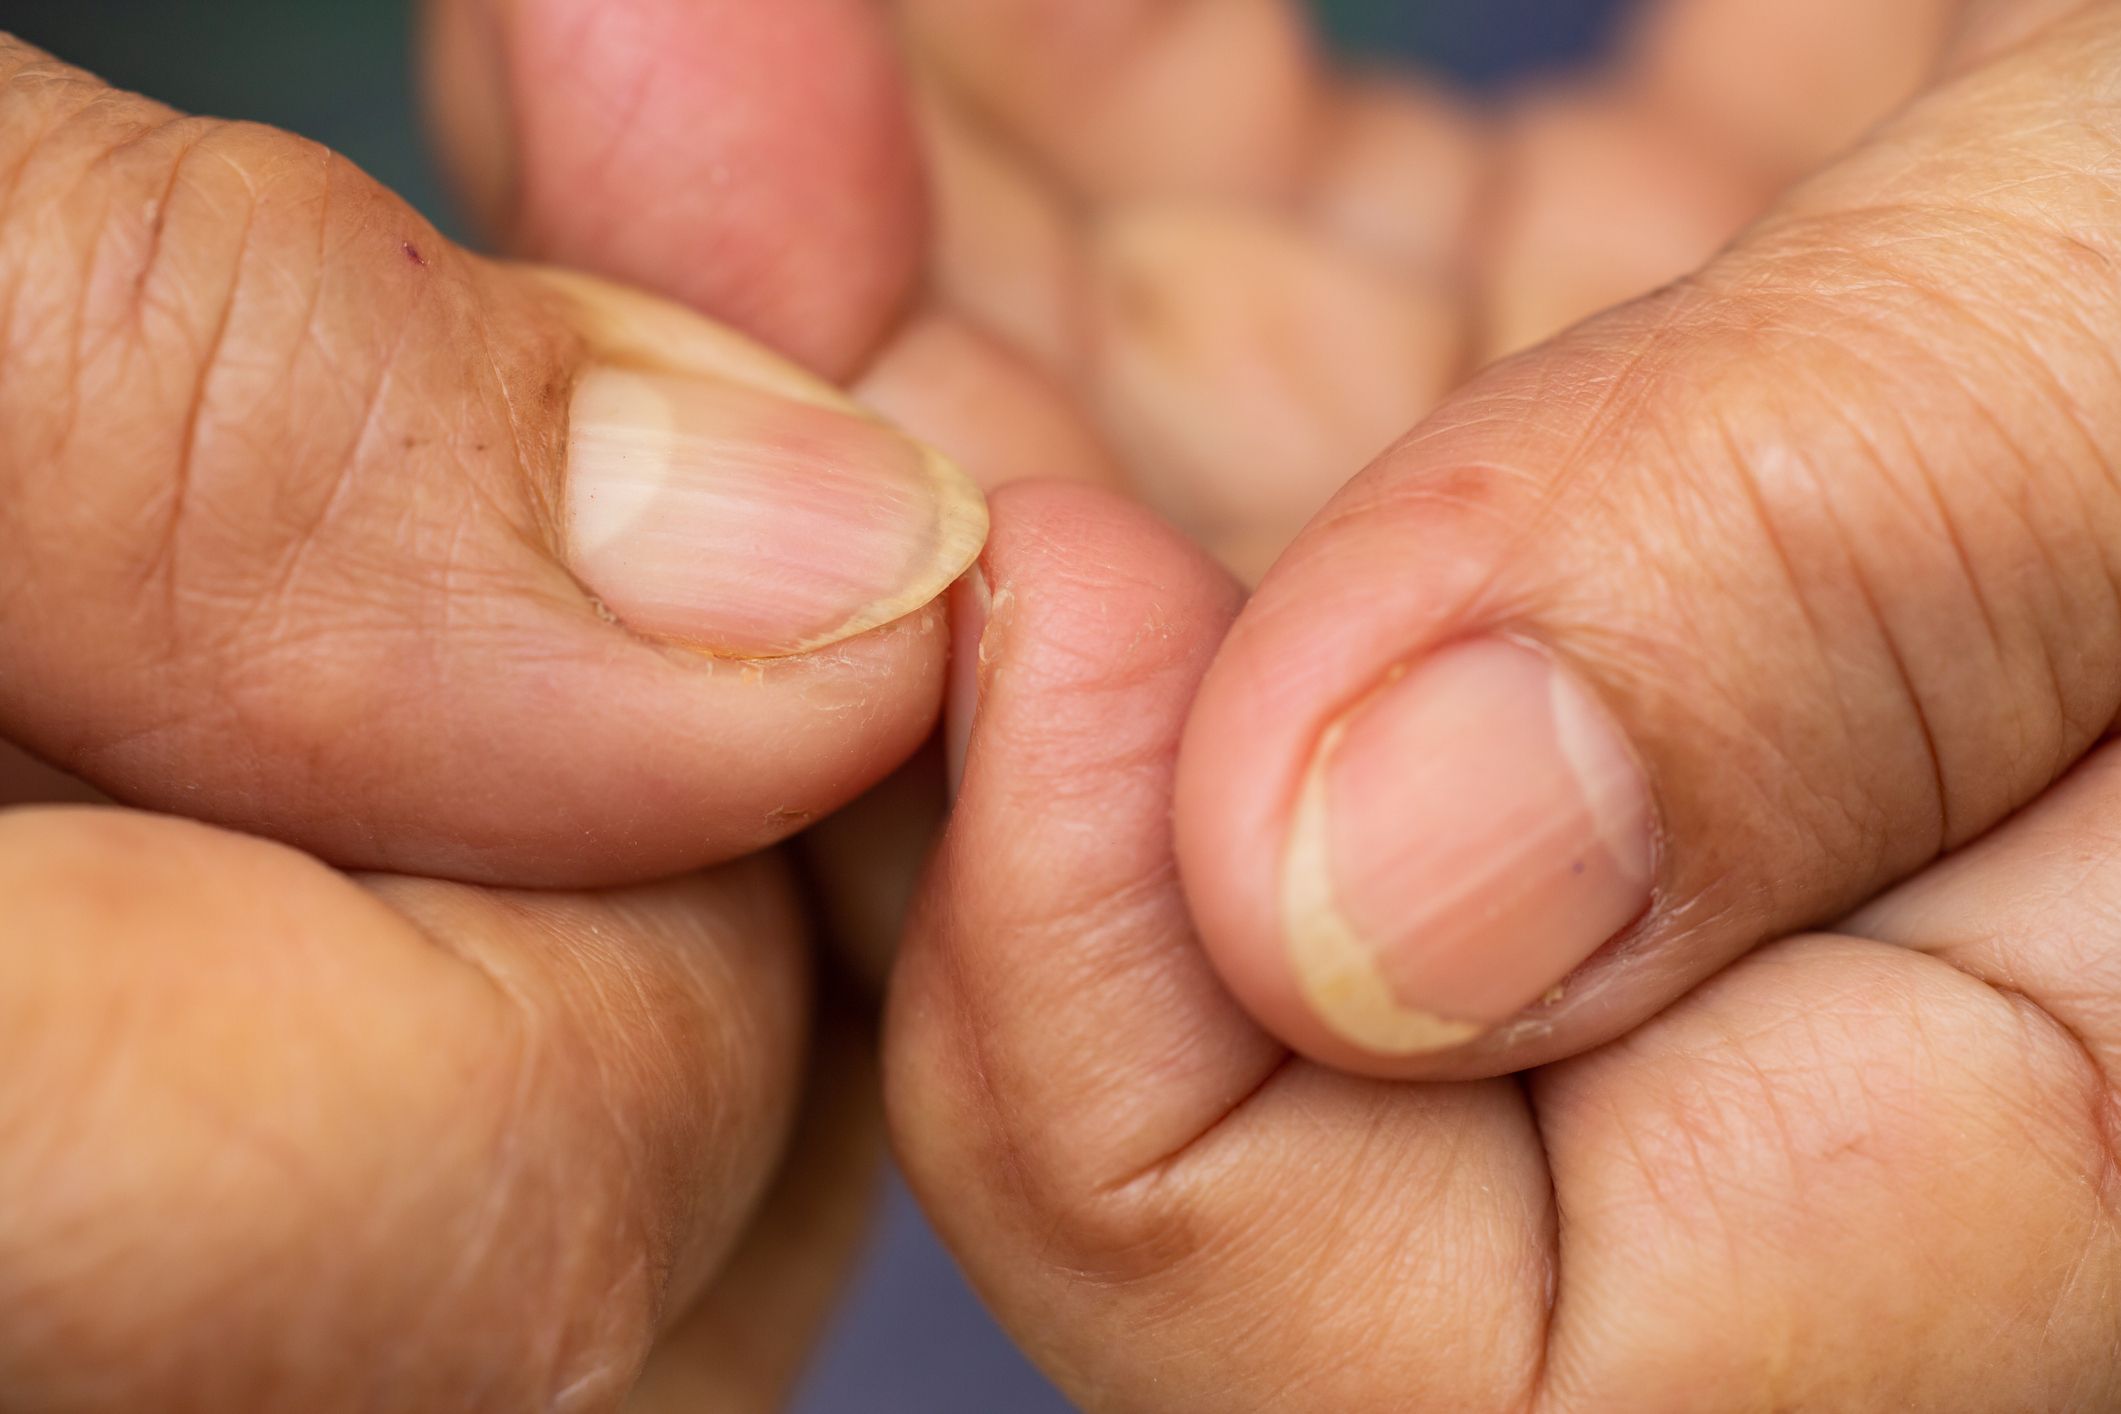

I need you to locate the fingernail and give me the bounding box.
[566,365,989,658]
[1282,637,1656,1056]
[945,564,994,800]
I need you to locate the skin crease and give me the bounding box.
[10,0,2121,1411]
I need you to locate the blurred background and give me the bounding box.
[2,2,1626,1409]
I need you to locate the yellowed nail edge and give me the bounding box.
[1281,713,1486,1057]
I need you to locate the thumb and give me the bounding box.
[0,37,983,886]
[1177,3,2121,1077]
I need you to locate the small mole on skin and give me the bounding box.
[401,240,427,268]
[1571,858,1586,875]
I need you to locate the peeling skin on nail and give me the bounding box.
[978,585,1015,676]
[1120,602,1182,659]
[1282,715,1486,1057]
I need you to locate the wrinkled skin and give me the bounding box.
[888,2,2121,1412]
[896,480,2121,1413]
[12,0,2121,1409]
[0,5,920,1406]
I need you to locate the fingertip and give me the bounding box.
[927,477,1247,942]
[891,478,1276,1208]
[951,482,1241,809]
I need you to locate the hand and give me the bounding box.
[2,806,880,1411]
[888,1,2121,1407]
[892,480,2121,1412]
[889,0,1887,578]
[0,7,972,1405]
[806,0,1800,961]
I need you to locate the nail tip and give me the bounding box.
[780,444,989,656]
[1280,717,1488,1058]
[557,296,991,660]
[1291,924,1491,1057]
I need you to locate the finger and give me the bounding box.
[901,0,1323,203]
[419,0,923,378]
[889,482,1269,1201]
[1176,7,2121,1077]
[0,806,807,1410]
[0,38,983,885]
[1478,83,1769,362]
[1531,768,2121,1408]
[628,995,884,1414]
[1088,206,1466,582]
[1627,0,1958,183]
[1846,739,2121,1072]
[805,310,1129,981]
[886,483,1552,1408]
[855,311,1127,494]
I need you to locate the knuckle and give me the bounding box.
[1041,1174,1217,1288]
[1711,216,2114,829]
